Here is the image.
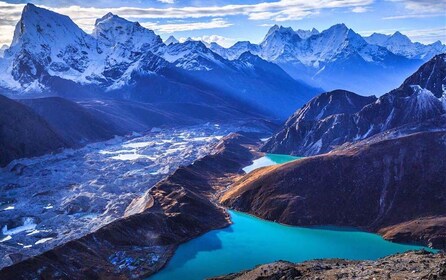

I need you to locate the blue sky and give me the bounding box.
[0,0,445,46]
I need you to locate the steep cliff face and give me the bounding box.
[223,131,446,249]
[0,133,261,279]
[263,54,446,156]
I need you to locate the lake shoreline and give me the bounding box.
[149,153,438,280]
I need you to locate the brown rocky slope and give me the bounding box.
[222,131,446,249]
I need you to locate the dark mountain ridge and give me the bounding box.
[263,54,446,156]
[0,94,66,167]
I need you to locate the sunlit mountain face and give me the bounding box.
[0,1,445,279]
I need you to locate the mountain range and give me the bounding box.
[365,31,446,60]
[1,4,444,109]
[210,24,445,94]
[0,3,445,278]
[1,54,445,279]
[263,53,446,156]
[0,4,320,120]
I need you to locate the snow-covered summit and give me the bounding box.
[210,41,260,61]
[3,3,102,90]
[295,28,319,39]
[163,40,228,71]
[258,23,371,66]
[10,3,92,49]
[164,35,179,46]
[365,31,446,60]
[93,13,162,51]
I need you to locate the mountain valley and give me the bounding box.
[0,2,445,280]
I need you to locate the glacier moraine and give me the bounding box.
[0,123,259,268]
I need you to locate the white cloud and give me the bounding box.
[389,0,446,14]
[259,23,275,27]
[403,27,446,44]
[0,0,374,45]
[384,0,446,19]
[142,18,232,33]
[351,6,368,13]
[0,2,24,45]
[158,0,175,3]
[383,13,445,20]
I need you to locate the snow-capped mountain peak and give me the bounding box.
[366,32,389,45]
[165,35,179,45]
[93,12,162,51]
[391,31,412,43]
[295,28,319,39]
[2,3,102,91]
[11,3,93,50]
[210,41,260,60]
[163,40,227,71]
[365,31,446,60]
[264,24,280,39]
[259,25,303,62]
[319,23,365,47]
[262,25,300,44]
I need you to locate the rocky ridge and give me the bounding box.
[211,250,446,280]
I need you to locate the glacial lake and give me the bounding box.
[150,154,435,280]
[242,153,302,173]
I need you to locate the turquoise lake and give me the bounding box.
[149,154,435,280]
[242,153,301,173]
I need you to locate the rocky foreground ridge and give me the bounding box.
[211,250,446,280]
